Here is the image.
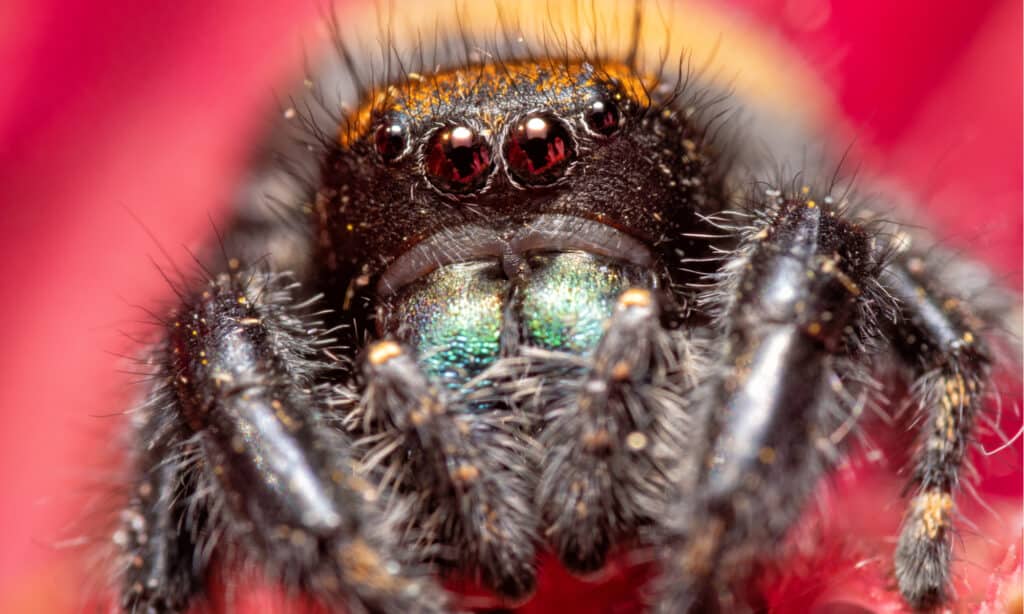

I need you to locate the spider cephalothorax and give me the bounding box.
[319,58,720,597]
[319,59,719,329]
[108,3,1009,613]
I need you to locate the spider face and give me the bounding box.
[324,62,703,278]
[321,60,720,387]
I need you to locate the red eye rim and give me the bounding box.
[503,113,577,187]
[423,124,495,195]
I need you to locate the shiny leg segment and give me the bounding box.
[657,196,886,612]
[118,269,448,614]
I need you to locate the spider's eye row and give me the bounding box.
[505,114,576,186]
[383,103,624,195]
[425,125,494,194]
[375,121,409,163]
[583,98,622,137]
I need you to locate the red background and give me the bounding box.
[0,0,1020,611]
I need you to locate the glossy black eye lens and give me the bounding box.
[505,114,575,185]
[425,125,493,194]
[375,121,409,163]
[583,99,621,137]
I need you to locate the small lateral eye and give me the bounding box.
[424,125,494,194]
[375,121,409,163]
[505,114,575,186]
[583,99,621,137]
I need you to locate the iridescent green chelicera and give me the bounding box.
[390,252,647,396]
[519,252,636,354]
[392,261,505,394]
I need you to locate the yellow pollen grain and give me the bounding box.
[338,539,403,592]
[289,529,308,547]
[917,490,954,540]
[626,431,648,450]
[618,288,652,308]
[806,200,817,208]
[611,361,632,381]
[368,340,403,366]
[583,429,612,453]
[834,270,862,296]
[452,464,480,484]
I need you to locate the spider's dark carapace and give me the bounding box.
[88,2,1021,613]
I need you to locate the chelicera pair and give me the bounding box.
[373,98,622,194]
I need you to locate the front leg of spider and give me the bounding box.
[118,267,450,614]
[885,260,990,609]
[531,288,693,573]
[118,407,202,613]
[354,340,539,600]
[657,194,888,612]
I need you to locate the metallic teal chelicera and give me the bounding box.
[520,252,634,354]
[393,252,642,394]
[394,261,506,393]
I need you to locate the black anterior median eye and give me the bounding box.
[375,121,409,163]
[425,125,493,194]
[583,99,621,137]
[505,114,575,186]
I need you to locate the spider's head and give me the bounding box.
[318,59,723,387]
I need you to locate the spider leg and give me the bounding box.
[883,261,991,609]
[356,340,539,600]
[656,194,886,612]
[118,407,202,613]
[119,267,449,614]
[526,288,694,573]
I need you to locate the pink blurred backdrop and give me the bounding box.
[0,0,1019,610]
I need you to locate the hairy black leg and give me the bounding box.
[353,340,538,600]
[656,195,888,612]
[118,405,202,614]
[884,261,991,609]
[121,268,449,614]
[521,288,693,573]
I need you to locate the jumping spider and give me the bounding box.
[111,3,1009,612]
